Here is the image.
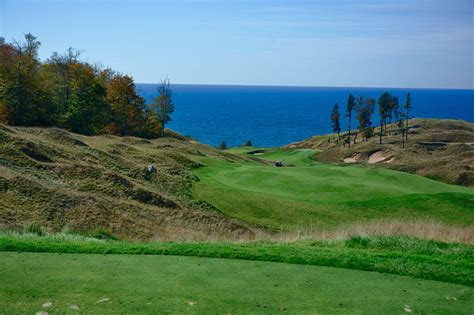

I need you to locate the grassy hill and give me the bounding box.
[0,123,258,240]
[287,119,474,186]
[193,147,474,241]
[1,121,473,313]
[1,121,473,243]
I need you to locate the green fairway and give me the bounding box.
[225,146,261,154]
[193,149,474,229]
[1,251,473,314]
[226,147,317,166]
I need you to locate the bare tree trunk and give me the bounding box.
[402,129,405,148]
[379,121,383,144]
[348,115,351,148]
[405,111,409,142]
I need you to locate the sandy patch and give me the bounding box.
[368,151,394,164]
[96,298,109,303]
[343,153,361,163]
[42,302,52,308]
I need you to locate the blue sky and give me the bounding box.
[1,0,473,89]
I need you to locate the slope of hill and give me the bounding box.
[1,119,473,243]
[193,147,474,242]
[0,124,257,240]
[287,119,474,186]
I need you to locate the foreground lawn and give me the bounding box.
[1,251,473,314]
[1,233,473,286]
[193,149,474,229]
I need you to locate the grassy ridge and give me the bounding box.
[1,233,473,286]
[0,123,258,240]
[192,149,474,230]
[289,119,474,186]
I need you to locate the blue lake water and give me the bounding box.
[137,84,474,147]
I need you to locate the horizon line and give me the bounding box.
[136,82,474,91]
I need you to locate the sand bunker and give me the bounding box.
[343,153,361,163]
[368,151,394,164]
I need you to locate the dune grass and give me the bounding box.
[192,149,474,230]
[290,119,474,186]
[1,251,473,314]
[0,123,260,240]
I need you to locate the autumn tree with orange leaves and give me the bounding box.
[0,34,169,139]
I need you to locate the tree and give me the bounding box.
[404,92,412,142]
[149,79,174,137]
[0,34,175,140]
[141,110,162,139]
[63,63,111,135]
[397,111,406,148]
[356,100,373,142]
[218,140,227,150]
[364,97,376,140]
[392,96,399,123]
[366,97,376,114]
[330,103,341,143]
[377,92,392,144]
[0,34,162,139]
[106,74,146,136]
[44,47,81,125]
[0,41,17,123]
[0,33,54,126]
[242,140,252,147]
[345,94,355,148]
[386,95,398,136]
[354,96,366,144]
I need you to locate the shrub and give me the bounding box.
[242,140,252,147]
[218,140,227,150]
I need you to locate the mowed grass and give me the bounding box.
[1,251,473,314]
[192,149,474,230]
[226,146,317,166]
[3,232,472,285]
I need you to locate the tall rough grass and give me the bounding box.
[7,218,473,244]
[148,219,474,244]
[266,219,474,244]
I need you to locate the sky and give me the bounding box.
[1,0,473,89]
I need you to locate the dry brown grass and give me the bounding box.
[266,219,474,244]
[148,219,474,244]
[0,123,258,240]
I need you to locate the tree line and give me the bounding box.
[330,91,412,148]
[0,34,174,138]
